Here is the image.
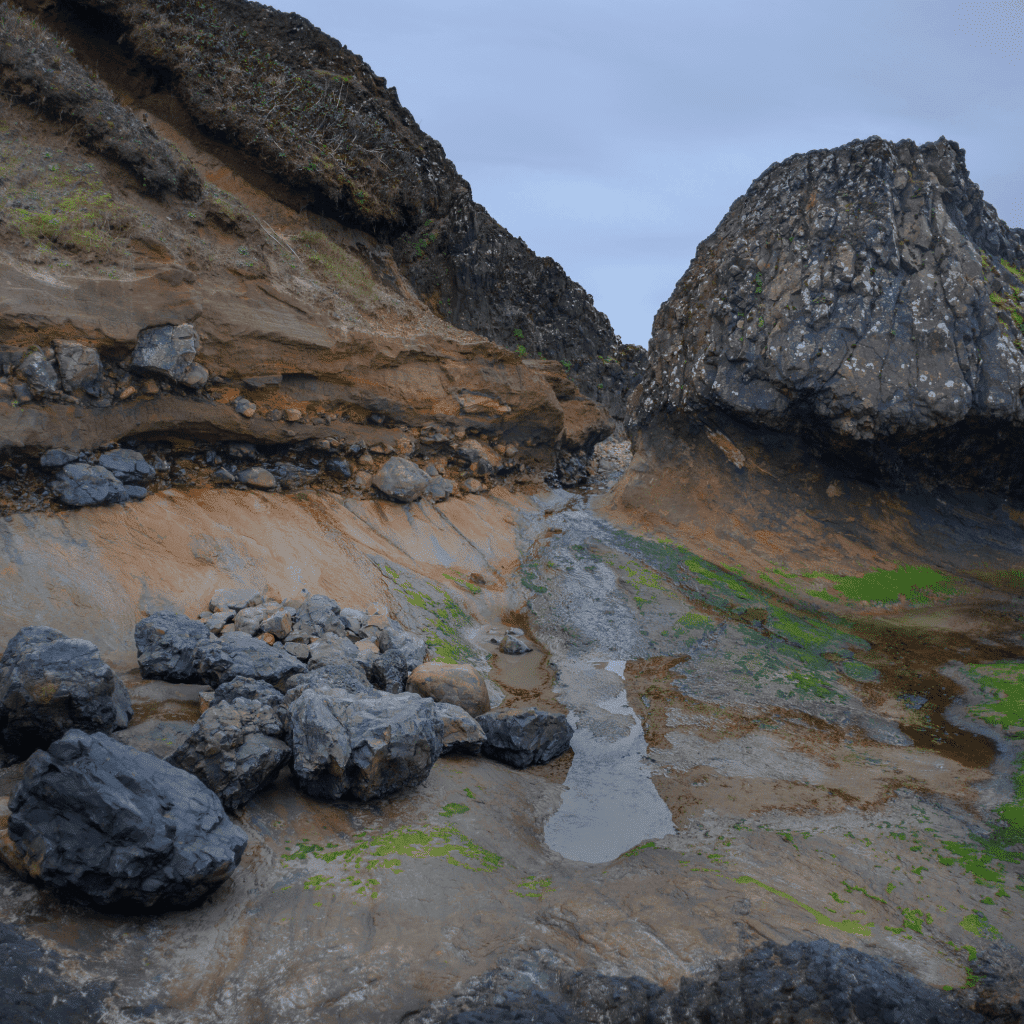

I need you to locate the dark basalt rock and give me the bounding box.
[192,632,306,689]
[135,612,210,681]
[54,463,128,507]
[289,688,443,801]
[168,698,290,811]
[210,675,288,710]
[369,648,407,694]
[97,448,156,484]
[1,730,247,909]
[378,626,428,675]
[630,135,1024,492]
[0,626,132,756]
[476,707,572,769]
[409,940,985,1024]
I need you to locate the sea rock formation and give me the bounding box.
[631,135,1024,492]
[0,730,247,909]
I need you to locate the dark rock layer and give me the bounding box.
[409,940,993,1024]
[630,135,1024,491]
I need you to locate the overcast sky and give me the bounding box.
[286,0,1023,348]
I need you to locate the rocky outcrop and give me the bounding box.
[0,729,247,909]
[477,707,573,768]
[630,136,1024,492]
[0,626,132,755]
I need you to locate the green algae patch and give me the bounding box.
[968,662,1024,733]
[621,840,658,857]
[805,565,961,605]
[735,876,872,936]
[380,563,475,663]
[511,875,552,898]
[960,912,1001,941]
[282,824,503,898]
[439,802,469,817]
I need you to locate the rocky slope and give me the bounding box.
[630,135,1024,492]
[8,0,645,410]
[0,1,615,514]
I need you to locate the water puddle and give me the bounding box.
[543,660,675,863]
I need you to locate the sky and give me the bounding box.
[285,0,1023,348]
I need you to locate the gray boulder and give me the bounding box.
[289,688,443,801]
[238,468,276,490]
[378,626,428,674]
[292,594,349,637]
[477,707,573,769]
[17,350,59,397]
[54,463,128,507]
[98,449,156,485]
[306,634,362,672]
[499,630,532,655]
[54,340,102,389]
[135,612,210,681]
[209,587,262,613]
[210,676,287,711]
[372,456,429,503]
[39,448,80,469]
[0,626,132,756]
[232,604,270,635]
[283,663,373,699]
[168,699,290,811]
[369,648,406,693]
[1,730,246,909]
[435,701,485,755]
[424,476,454,501]
[192,632,306,689]
[131,323,208,388]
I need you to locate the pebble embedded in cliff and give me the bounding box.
[0,730,247,909]
[54,341,102,390]
[0,626,132,756]
[234,397,257,418]
[16,350,60,398]
[53,463,129,507]
[476,707,573,769]
[372,456,430,503]
[289,688,444,801]
[237,467,276,490]
[168,698,290,811]
[405,663,490,718]
[135,612,211,681]
[631,135,1024,489]
[98,449,156,485]
[130,323,209,389]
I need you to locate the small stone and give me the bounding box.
[372,456,430,503]
[39,449,78,469]
[118,386,137,400]
[284,642,310,660]
[435,701,486,756]
[499,632,532,655]
[284,408,302,422]
[124,485,148,501]
[326,458,352,479]
[207,611,234,634]
[234,397,257,419]
[17,351,60,397]
[463,477,484,494]
[352,471,373,490]
[238,468,276,490]
[213,467,236,483]
[258,632,276,645]
[260,609,292,639]
[141,379,160,395]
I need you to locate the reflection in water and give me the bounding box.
[544,661,675,863]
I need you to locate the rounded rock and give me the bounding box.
[371,456,429,503]
[405,663,490,718]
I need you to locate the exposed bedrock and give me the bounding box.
[630,135,1024,493]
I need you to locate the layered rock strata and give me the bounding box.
[630,136,1024,492]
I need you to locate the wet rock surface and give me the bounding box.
[0,730,247,909]
[0,626,132,756]
[632,135,1024,491]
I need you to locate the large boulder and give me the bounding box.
[135,612,210,681]
[192,632,306,689]
[369,648,407,694]
[168,698,290,811]
[476,707,573,769]
[405,663,490,718]
[53,463,128,507]
[372,456,430,502]
[435,701,485,756]
[629,135,1024,492]
[378,626,428,674]
[210,676,287,711]
[289,688,443,801]
[0,730,247,909]
[292,594,350,637]
[306,634,362,671]
[0,627,132,756]
[130,323,208,388]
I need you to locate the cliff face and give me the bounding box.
[630,135,1024,492]
[10,0,642,413]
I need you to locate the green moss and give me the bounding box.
[621,841,658,857]
[806,565,960,604]
[380,565,475,663]
[439,802,469,817]
[295,229,375,304]
[735,876,872,935]
[960,912,1000,940]
[511,875,552,898]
